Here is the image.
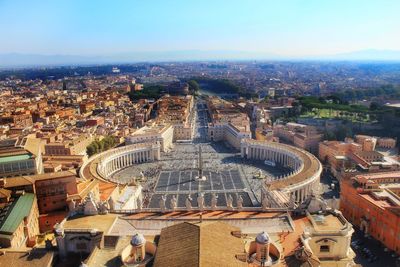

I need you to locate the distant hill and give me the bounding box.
[312,49,400,61]
[1,49,400,68]
[0,51,281,68]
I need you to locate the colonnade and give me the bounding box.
[96,143,161,178]
[242,144,303,171]
[241,139,322,204]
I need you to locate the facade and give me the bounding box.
[340,172,400,254]
[0,192,39,248]
[0,147,42,178]
[208,122,251,150]
[33,170,79,231]
[173,122,195,141]
[44,134,94,156]
[377,137,397,149]
[273,123,323,154]
[355,134,397,149]
[319,140,400,179]
[206,96,252,150]
[301,210,355,267]
[126,124,174,152]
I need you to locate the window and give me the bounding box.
[320,245,330,253]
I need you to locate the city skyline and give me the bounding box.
[0,0,400,63]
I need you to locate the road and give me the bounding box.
[352,227,400,267]
[193,98,210,143]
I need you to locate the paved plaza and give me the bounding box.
[111,99,292,208]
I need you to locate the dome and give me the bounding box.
[256,231,270,244]
[131,233,146,246]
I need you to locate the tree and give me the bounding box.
[86,136,117,157]
[187,80,200,92]
[87,144,96,157]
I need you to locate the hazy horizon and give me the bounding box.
[0,0,399,63]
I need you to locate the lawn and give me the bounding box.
[301,108,372,122]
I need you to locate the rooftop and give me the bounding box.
[63,214,118,233]
[0,154,32,164]
[0,249,54,267]
[153,221,247,267]
[309,214,345,232]
[0,193,35,234]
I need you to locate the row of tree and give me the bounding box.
[298,96,369,113]
[127,85,165,100]
[333,85,400,102]
[86,136,118,157]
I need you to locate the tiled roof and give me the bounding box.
[154,221,247,267]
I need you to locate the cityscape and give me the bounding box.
[1,1,400,267]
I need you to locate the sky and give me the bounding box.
[0,0,399,58]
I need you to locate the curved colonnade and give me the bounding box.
[80,139,322,206]
[241,139,322,203]
[80,143,160,183]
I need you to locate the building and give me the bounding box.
[79,101,96,114]
[208,122,251,150]
[44,134,94,156]
[156,95,195,141]
[0,192,39,248]
[319,140,400,179]
[58,205,355,267]
[206,97,251,150]
[301,211,355,266]
[0,147,43,178]
[355,134,397,150]
[33,170,79,232]
[54,214,118,259]
[153,221,250,267]
[126,124,174,152]
[273,123,323,154]
[340,172,400,254]
[120,233,157,266]
[0,248,54,267]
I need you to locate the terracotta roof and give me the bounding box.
[99,182,117,201]
[3,176,35,188]
[153,221,247,267]
[67,179,98,201]
[3,170,78,188]
[0,188,11,199]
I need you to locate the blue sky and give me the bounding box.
[0,0,399,57]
